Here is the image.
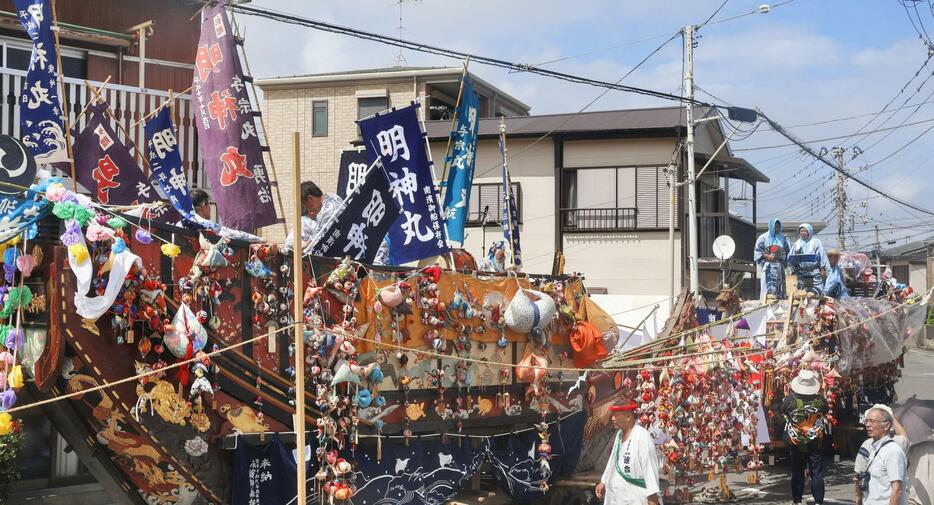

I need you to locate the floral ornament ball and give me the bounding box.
[68,244,89,265]
[161,243,181,258]
[0,413,13,435]
[184,436,209,457]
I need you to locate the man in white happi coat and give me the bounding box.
[596,398,661,505]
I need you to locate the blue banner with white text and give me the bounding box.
[499,131,522,267]
[14,0,67,163]
[442,75,480,245]
[144,108,198,223]
[358,103,449,264]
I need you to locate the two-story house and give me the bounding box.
[423,106,767,299]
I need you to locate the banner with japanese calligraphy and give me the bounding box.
[144,107,195,220]
[499,129,522,267]
[191,0,277,232]
[0,195,48,244]
[310,159,400,263]
[71,103,172,221]
[358,103,449,264]
[232,435,298,505]
[14,0,67,163]
[442,75,479,245]
[336,149,370,199]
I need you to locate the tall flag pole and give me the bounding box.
[438,57,470,190]
[49,0,75,188]
[441,69,479,246]
[499,118,521,268]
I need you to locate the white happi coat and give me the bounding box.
[601,425,661,505]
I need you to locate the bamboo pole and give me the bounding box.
[83,79,144,169]
[49,0,76,192]
[129,87,193,128]
[291,132,307,505]
[68,75,111,130]
[229,8,289,239]
[438,57,470,194]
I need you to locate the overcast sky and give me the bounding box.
[236,0,934,250]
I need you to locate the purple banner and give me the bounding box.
[71,103,173,222]
[191,0,277,232]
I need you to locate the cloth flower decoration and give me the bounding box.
[4,328,23,351]
[112,238,127,254]
[184,436,209,457]
[134,229,152,245]
[85,223,112,242]
[161,243,181,258]
[45,183,66,202]
[0,352,12,365]
[0,413,12,435]
[52,201,77,220]
[73,206,95,227]
[60,220,83,247]
[2,247,19,266]
[69,244,89,265]
[7,366,23,389]
[2,263,12,285]
[0,390,15,411]
[15,254,35,277]
[107,216,128,230]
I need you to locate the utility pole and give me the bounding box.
[831,146,847,250]
[683,24,700,296]
[668,165,676,308]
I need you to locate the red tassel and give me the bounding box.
[177,340,194,386]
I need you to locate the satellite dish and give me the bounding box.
[712,235,736,260]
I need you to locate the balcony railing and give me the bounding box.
[561,207,638,232]
[0,69,205,189]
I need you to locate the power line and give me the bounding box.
[760,112,934,217]
[230,3,703,106]
[733,116,934,151]
[758,97,934,130]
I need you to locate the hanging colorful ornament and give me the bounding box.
[69,244,89,265]
[161,243,181,258]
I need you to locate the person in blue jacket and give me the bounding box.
[789,223,831,296]
[823,249,849,299]
[755,218,791,300]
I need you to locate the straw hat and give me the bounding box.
[826,249,842,257]
[790,370,821,395]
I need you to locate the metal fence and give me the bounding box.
[560,207,638,232]
[0,69,205,189]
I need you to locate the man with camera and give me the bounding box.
[855,405,909,505]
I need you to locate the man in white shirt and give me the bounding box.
[856,405,908,505]
[283,180,390,264]
[596,398,661,505]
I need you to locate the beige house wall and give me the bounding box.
[564,232,682,296]
[910,263,927,293]
[563,137,678,167]
[428,137,557,274]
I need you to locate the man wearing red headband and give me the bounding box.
[596,398,661,505]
